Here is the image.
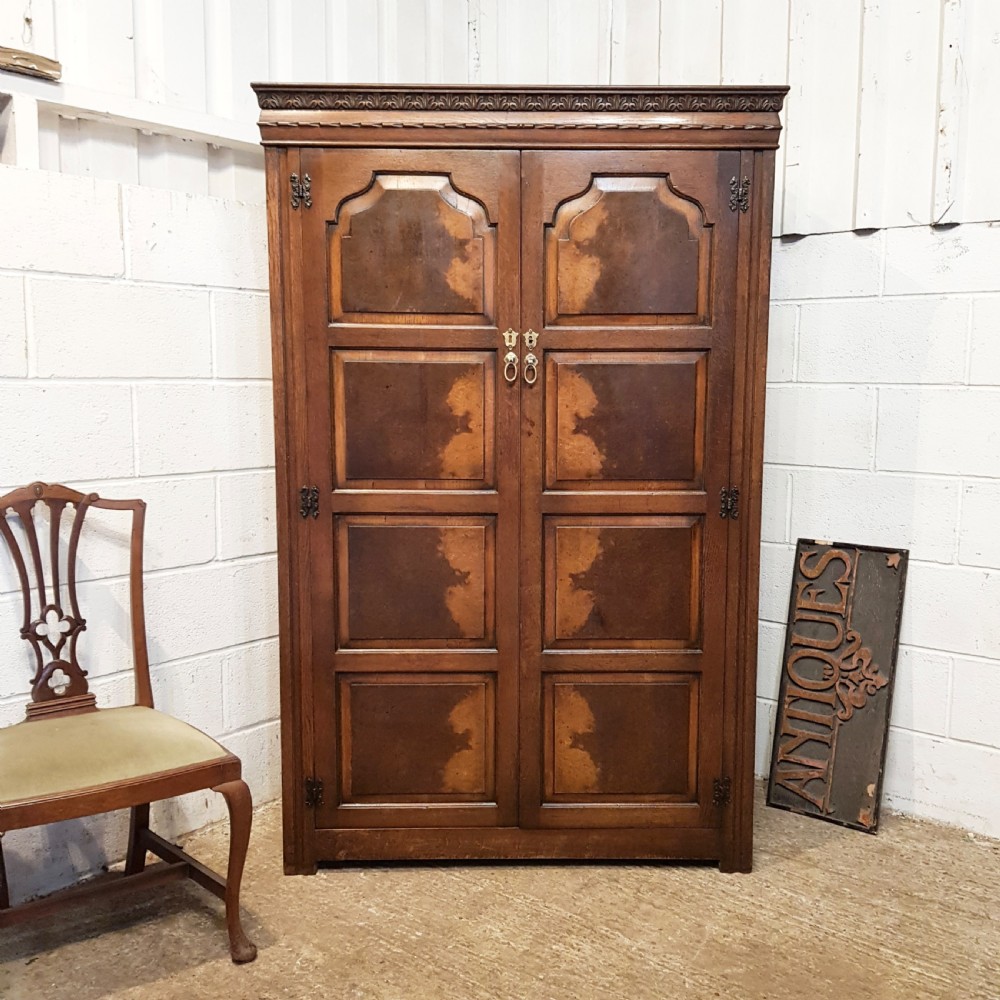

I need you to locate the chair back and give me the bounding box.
[0,482,151,721]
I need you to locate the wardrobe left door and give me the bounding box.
[294,149,522,839]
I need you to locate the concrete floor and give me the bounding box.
[1,789,998,1000]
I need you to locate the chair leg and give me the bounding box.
[125,804,150,876]
[212,779,257,963]
[0,833,10,910]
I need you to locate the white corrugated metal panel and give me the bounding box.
[548,0,611,85]
[935,0,1000,226]
[327,0,381,81]
[855,2,941,230]
[0,0,54,55]
[52,0,135,97]
[57,118,139,186]
[782,0,864,235]
[610,0,660,85]
[1,0,997,231]
[719,0,790,234]
[497,0,548,83]
[658,0,722,85]
[470,0,500,83]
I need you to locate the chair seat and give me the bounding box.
[0,706,231,807]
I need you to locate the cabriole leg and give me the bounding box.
[213,780,257,963]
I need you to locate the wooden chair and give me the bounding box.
[0,482,257,963]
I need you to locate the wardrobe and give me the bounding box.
[254,85,786,873]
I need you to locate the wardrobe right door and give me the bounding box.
[518,149,741,842]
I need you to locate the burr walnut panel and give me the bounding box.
[546,351,706,490]
[337,516,495,649]
[329,174,495,324]
[545,674,698,801]
[545,517,702,649]
[332,350,494,489]
[339,674,495,802]
[546,175,710,325]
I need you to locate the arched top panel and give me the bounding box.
[545,175,712,326]
[329,174,496,325]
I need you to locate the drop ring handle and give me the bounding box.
[501,328,519,385]
[522,329,539,386]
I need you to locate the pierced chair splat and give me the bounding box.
[0,481,257,964]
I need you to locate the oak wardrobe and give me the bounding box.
[254,85,786,873]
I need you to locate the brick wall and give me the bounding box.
[755,223,1000,837]
[0,164,278,902]
[1,163,997,901]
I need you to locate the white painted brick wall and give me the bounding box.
[0,162,277,903]
[0,383,135,482]
[764,386,875,469]
[134,383,274,475]
[212,291,272,379]
[125,186,268,288]
[0,168,124,276]
[970,298,1000,385]
[2,172,998,901]
[31,279,212,379]
[757,220,1000,839]
[0,275,27,376]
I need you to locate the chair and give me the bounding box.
[0,482,257,963]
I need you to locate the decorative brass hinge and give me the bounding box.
[290,172,312,210]
[304,778,324,808]
[299,486,319,519]
[719,486,740,520]
[729,176,750,213]
[713,777,732,807]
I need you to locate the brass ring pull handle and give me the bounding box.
[522,330,539,385]
[501,328,519,385]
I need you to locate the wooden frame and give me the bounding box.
[255,84,786,874]
[0,482,257,963]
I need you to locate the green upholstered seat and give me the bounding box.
[0,706,230,807]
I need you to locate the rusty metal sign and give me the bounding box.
[767,539,908,833]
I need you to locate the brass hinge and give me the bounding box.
[719,486,740,520]
[304,778,324,809]
[299,486,319,519]
[290,172,312,210]
[729,176,750,213]
[713,777,732,807]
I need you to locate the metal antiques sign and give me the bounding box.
[767,540,909,832]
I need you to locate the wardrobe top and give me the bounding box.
[252,84,788,150]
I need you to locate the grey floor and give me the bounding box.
[2,787,998,1000]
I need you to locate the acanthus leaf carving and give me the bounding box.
[255,88,786,114]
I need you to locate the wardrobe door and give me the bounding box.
[296,150,521,830]
[519,150,740,835]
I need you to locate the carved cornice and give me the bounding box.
[253,85,787,114]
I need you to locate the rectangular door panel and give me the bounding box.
[339,673,495,803]
[337,515,495,649]
[299,149,521,831]
[333,350,495,490]
[545,516,701,649]
[520,149,738,832]
[545,352,706,490]
[546,673,699,802]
